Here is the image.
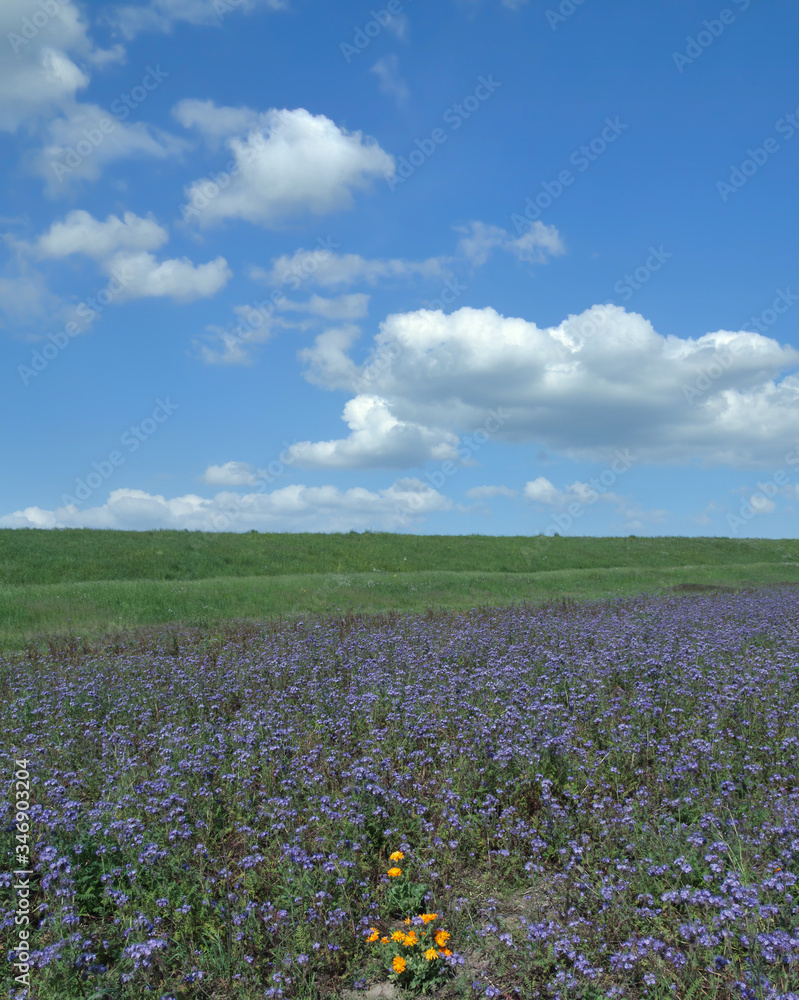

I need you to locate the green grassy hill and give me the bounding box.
[1,528,797,650]
[3,528,799,584]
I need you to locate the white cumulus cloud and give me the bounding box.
[34,210,168,259]
[524,476,668,533]
[109,251,231,302]
[1,1,99,132]
[0,480,451,532]
[172,98,261,146]
[288,395,460,470]
[298,303,799,468]
[524,477,623,508]
[31,209,231,302]
[455,220,565,267]
[202,461,264,487]
[37,104,186,194]
[181,105,395,227]
[0,2,185,192]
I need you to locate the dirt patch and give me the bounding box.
[487,883,560,929]
[339,984,400,1000]
[454,881,562,998]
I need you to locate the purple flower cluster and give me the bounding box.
[1,589,798,997]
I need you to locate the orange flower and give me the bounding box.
[439,948,452,957]
[403,917,411,925]
[390,850,405,861]
[403,930,418,947]
[366,928,379,943]
[387,867,402,878]
[380,937,389,944]
[420,912,438,923]
[391,931,405,943]
[392,955,406,974]
[434,929,450,948]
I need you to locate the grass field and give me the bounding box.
[1,529,799,650]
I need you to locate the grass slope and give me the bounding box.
[1,529,798,650]
[3,529,799,585]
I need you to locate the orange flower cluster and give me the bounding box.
[365,919,453,968]
[365,849,454,988]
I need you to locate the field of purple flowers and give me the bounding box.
[2,588,799,1000]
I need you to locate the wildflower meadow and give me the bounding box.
[2,588,798,998]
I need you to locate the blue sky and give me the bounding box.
[1,0,798,537]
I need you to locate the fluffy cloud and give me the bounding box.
[202,461,263,487]
[181,106,395,227]
[1,1,98,131]
[298,303,799,468]
[524,477,624,508]
[0,2,181,191]
[109,252,231,302]
[33,209,231,302]
[748,495,777,514]
[507,223,566,264]
[297,324,364,388]
[455,220,565,267]
[37,103,185,193]
[524,476,668,532]
[195,304,301,365]
[34,210,168,259]
[288,395,460,470]
[195,331,254,366]
[172,98,261,146]
[0,480,451,532]
[110,0,287,38]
